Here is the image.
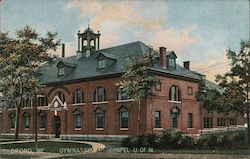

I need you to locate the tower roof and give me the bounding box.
[83,27,95,34]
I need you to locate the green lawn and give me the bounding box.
[1,141,92,153]
[0,154,38,159]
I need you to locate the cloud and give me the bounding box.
[148,25,201,54]
[191,49,230,82]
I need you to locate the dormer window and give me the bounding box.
[98,60,105,69]
[168,58,175,67]
[58,67,64,76]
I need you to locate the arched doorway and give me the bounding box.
[54,116,61,138]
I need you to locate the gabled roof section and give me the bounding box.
[40,41,203,85]
[167,51,177,58]
[95,51,117,61]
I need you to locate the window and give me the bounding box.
[55,91,65,103]
[38,94,48,106]
[117,88,130,100]
[23,112,30,129]
[120,111,129,129]
[169,85,181,101]
[9,113,15,129]
[217,118,226,126]
[23,98,32,108]
[58,67,64,76]
[98,60,105,69]
[168,58,175,67]
[96,111,105,129]
[171,112,178,128]
[155,81,162,91]
[93,87,106,102]
[75,114,82,129]
[187,113,193,128]
[204,117,212,128]
[155,111,161,128]
[229,118,236,125]
[187,87,193,95]
[39,111,47,129]
[73,89,84,104]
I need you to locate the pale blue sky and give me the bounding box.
[1,0,249,82]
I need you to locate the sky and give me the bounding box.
[1,0,249,82]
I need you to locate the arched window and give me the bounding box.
[119,107,129,129]
[95,109,105,129]
[55,91,65,103]
[9,113,15,129]
[39,111,47,129]
[73,89,84,104]
[23,112,30,129]
[169,85,181,101]
[117,88,130,101]
[93,86,106,102]
[72,108,83,129]
[38,94,48,106]
[22,98,32,108]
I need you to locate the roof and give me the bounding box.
[40,41,203,85]
[205,80,224,94]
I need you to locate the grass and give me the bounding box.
[0,154,38,159]
[1,141,92,153]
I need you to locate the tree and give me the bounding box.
[215,40,250,143]
[0,26,60,140]
[116,48,159,135]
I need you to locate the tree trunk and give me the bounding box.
[14,106,20,141]
[247,108,250,145]
[137,99,141,135]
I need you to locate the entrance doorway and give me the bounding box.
[54,116,61,138]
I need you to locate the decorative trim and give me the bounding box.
[153,128,164,130]
[92,101,108,105]
[72,103,86,106]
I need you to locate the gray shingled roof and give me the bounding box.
[40,41,202,85]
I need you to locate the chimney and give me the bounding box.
[183,61,190,70]
[159,47,166,68]
[62,43,65,58]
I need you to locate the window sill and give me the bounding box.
[74,128,82,130]
[39,128,46,131]
[92,101,108,105]
[187,128,195,130]
[10,128,14,130]
[168,100,181,104]
[96,128,104,131]
[116,99,134,103]
[22,107,32,109]
[24,128,30,130]
[8,108,16,110]
[120,128,129,131]
[153,128,163,130]
[72,103,86,106]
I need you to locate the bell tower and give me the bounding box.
[77,25,100,59]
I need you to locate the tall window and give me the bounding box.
[23,98,32,108]
[9,113,15,129]
[169,85,181,101]
[204,117,213,128]
[120,110,129,129]
[117,88,130,100]
[55,91,65,103]
[187,113,193,128]
[98,60,105,69]
[155,111,161,128]
[93,87,106,102]
[75,114,82,129]
[23,112,30,129]
[168,58,175,67]
[229,118,236,125]
[58,67,64,76]
[171,112,178,128]
[38,94,48,106]
[73,89,84,104]
[96,110,105,129]
[217,118,226,126]
[39,111,47,129]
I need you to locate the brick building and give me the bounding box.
[0,27,244,139]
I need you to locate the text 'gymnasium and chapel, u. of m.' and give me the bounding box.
[0,26,244,140]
